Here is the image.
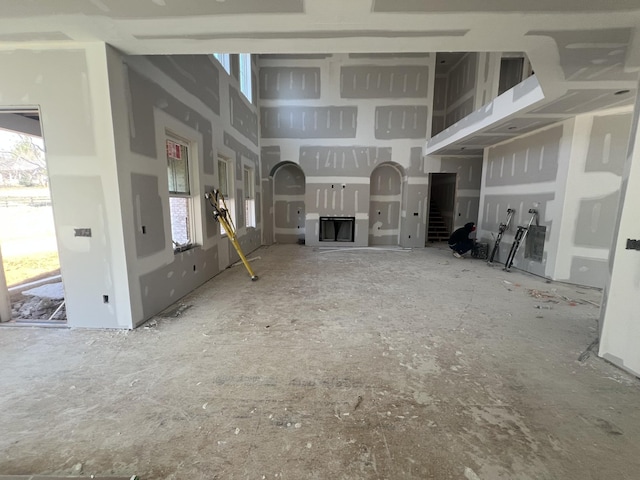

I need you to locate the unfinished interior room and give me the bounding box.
[1,1,640,479]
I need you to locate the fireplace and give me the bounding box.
[319,217,355,242]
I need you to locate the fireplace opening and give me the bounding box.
[320,217,355,242]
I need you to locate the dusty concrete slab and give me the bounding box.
[21,282,64,300]
[0,244,639,479]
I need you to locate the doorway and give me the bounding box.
[427,173,456,243]
[0,109,65,324]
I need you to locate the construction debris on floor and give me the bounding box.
[0,245,639,480]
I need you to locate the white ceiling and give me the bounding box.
[0,0,639,154]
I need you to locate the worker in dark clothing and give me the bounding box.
[448,222,476,258]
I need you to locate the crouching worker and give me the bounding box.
[448,222,476,258]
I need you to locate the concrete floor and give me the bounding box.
[1,244,639,479]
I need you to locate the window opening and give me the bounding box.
[239,54,253,103]
[243,166,256,228]
[166,134,194,251]
[218,156,234,234]
[213,53,231,74]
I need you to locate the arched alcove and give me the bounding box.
[273,162,306,244]
[369,163,404,246]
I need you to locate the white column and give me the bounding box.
[599,79,640,376]
[0,245,11,322]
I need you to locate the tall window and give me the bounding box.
[166,134,194,250]
[243,166,256,228]
[213,53,231,74]
[218,156,234,234]
[239,54,252,103]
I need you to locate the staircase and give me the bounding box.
[427,201,450,242]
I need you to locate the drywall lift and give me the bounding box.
[488,208,515,265]
[504,209,538,272]
[205,189,258,281]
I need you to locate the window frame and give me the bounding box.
[213,53,231,74]
[218,155,235,235]
[243,164,256,228]
[239,54,253,103]
[166,132,197,252]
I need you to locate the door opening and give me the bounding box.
[426,173,456,243]
[0,108,66,325]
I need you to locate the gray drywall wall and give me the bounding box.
[485,125,562,186]
[261,106,358,138]
[299,147,392,176]
[259,53,434,248]
[369,164,402,245]
[341,66,430,98]
[229,85,259,145]
[375,106,429,139]
[569,256,609,288]
[54,175,123,328]
[260,67,321,100]
[117,53,261,324]
[274,163,306,244]
[127,66,216,175]
[131,173,166,258]
[1,46,134,328]
[585,113,633,175]
[147,55,220,115]
[574,192,621,249]
[138,246,219,320]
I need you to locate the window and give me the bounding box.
[166,134,195,251]
[213,53,231,74]
[218,156,234,234]
[243,166,256,228]
[239,54,252,103]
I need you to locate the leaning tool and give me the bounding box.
[503,208,538,272]
[488,208,515,265]
[205,189,258,281]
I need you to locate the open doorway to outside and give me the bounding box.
[0,109,66,325]
[427,172,456,243]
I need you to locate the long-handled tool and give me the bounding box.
[488,208,515,265]
[503,208,538,272]
[205,189,258,281]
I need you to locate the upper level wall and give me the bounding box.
[259,53,436,248]
[106,50,261,325]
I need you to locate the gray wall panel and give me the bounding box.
[223,131,259,163]
[486,125,562,186]
[261,146,281,177]
[126,66,215,174]
[261,106,358,138]
[446,53,476,106]
[260,67,321,100]
[585,113,633,175]
[341,66,429,98]
[482,193,554,235]
[300,146,392,176]
[148,55,220,114]
[375,106,428,139]
[131,173,166,258]
[440,157,483,189]
[229,86,259,145]
[574,191,620,248]
[569,256,608,288]
[139,246,219,320]
[274,164,306,195]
